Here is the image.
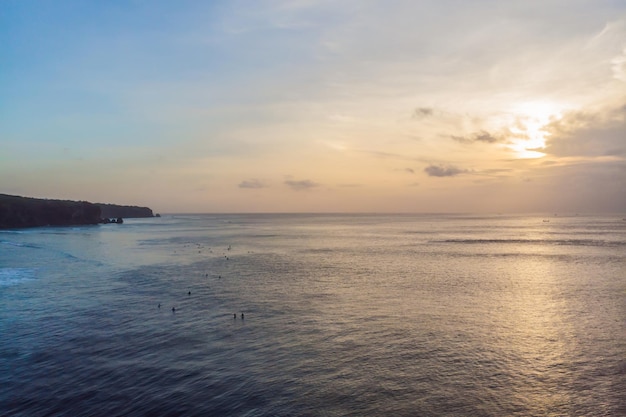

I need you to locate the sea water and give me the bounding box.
[1,214,625,416]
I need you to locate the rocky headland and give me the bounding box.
[0,194,155,229]
[96,203,154,219]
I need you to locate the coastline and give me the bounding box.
[0,193,155,229]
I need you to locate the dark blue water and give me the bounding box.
[1,214,625,416]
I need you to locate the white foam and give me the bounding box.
[1,240,26,247]
[0,268,35,286]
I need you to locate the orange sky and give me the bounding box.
[2,1,625,213]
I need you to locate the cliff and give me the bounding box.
[0,194,155,229]
[97,203,154,219]
[0,194,102,229]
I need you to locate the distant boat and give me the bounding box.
[543,220,550,223]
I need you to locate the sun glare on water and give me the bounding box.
[507,101,563,159]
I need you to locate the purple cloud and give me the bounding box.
[285,179,319,191]
[424,165,468,177]
[239,179,265,189]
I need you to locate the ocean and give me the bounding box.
[1,213,625,416]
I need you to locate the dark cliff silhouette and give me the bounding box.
[0,194,102,228]
[0,194,154,229]
[96,203,154,219]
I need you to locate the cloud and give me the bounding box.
[424,164,468,177]
[238,179,266,189]
[285,179,319,190]
[536,159,626,212]
[611,47,626,82]
[412,107,434,120]
[451,130,502,144]
[479,168,514,176]
[544,103,626,158]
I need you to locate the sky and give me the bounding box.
[1,0,625,213]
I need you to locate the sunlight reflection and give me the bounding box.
[498,245,574,411]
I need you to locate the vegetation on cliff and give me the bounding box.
[96,203,153,219]
[0,194,154,229]
[0,194,101,228]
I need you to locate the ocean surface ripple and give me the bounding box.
[1,214,625,416]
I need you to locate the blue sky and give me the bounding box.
[2,0,625,213]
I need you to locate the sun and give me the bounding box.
[506,100,563,159]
